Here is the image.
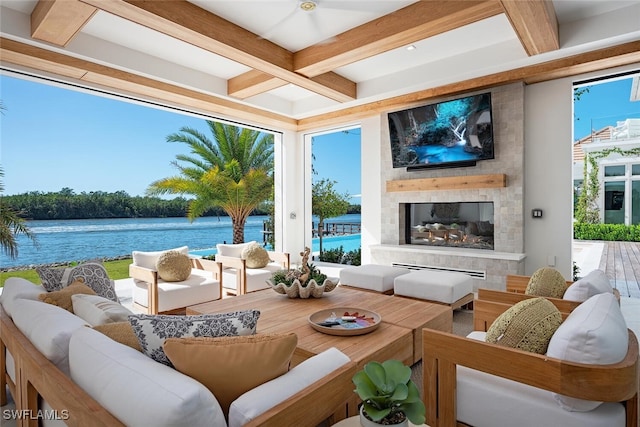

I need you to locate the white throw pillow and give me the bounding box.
[71,294,133,326]
[563,269,613,302]
[546,293,628,411]
[0,277,45,318]
[216,242,255,258]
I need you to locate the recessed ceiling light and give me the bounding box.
[407,45,416,51]
[300,1,317,12]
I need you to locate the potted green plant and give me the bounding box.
[268,247,338,298]
[352,360,426,426]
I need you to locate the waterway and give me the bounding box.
[1,214,361,269]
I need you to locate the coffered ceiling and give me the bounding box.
[1,0,639,129]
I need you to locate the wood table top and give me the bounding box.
[187,286,451,368]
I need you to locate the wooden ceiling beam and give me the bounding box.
[230,0,503,100]
[78,0,356,102]
[31,0,96,47]
[0,37,298,130]
[500,0,559,55]
[294,0,505,78]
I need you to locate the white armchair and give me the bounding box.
[423,293,639,427]
[129,246,222,314]
[214,241,290,296]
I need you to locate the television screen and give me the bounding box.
[388,92,494,169]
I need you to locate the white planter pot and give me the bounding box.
[359,406,408,427]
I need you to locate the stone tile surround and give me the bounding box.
[372,83,526,291]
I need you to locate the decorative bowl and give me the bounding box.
[268,278,338,298]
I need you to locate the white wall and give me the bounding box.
[360,116,383,264]
[524,79,573,276]
[523,63,640,277]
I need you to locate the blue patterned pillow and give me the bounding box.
[128,310,261,366]
[38,263,118,302]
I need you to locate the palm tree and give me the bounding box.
[147,121,274,244]
[0,166,38,258]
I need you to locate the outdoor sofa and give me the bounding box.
[0,277,356,427]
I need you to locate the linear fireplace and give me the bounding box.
[404,202,494,250]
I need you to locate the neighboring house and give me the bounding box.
[573,118,640,225]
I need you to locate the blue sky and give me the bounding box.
[573,76,639,140]
[0,74,361,199]
[1,73,636,199]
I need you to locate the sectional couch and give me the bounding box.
[0,277,356,427]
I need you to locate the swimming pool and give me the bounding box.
[189,233,361,257]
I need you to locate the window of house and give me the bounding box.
[604,165,626,176]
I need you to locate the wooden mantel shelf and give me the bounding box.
[386,174,506,192]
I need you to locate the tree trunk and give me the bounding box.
[318,221,324,255]
[232,217,246,244]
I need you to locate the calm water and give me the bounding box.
[2,214,361,268]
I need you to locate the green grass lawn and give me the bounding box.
[0,258,133,287]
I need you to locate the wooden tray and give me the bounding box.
[308,307,381,336]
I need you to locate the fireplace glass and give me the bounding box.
[405,202,494,250]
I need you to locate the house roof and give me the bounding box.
[1,0,639,130]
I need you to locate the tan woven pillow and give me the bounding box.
[93,322,142,352]
[38,280,97,312]
[156,250,191,281]
[164,332,297,418]
[486,297,563,354]
[525,267,568,298]
[241,242,270,269]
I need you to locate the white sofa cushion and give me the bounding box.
[11,299,88,376]
[546,292,628,411]
[132,245,189,270]
[0,277,45,318]
[71,294,134,326]
[457,329,626,427]
[457,365,626,427]
[69,326,225,427]
[563,269,613,302]
[132,268,221,313]
[228,347,351,427]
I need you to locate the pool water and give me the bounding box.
[189,233,361,257]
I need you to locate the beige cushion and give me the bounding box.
[525,267,568,298]
[156,250,192,281]
[72,294,133,326]
[93,322,142,352]
[38,280,97,312]
[486,297,562,354]
[241,242,270,268]
[164,332,297,418]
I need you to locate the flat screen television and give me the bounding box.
[388,92,494,169]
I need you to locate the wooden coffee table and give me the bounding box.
[187,286,452,368]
